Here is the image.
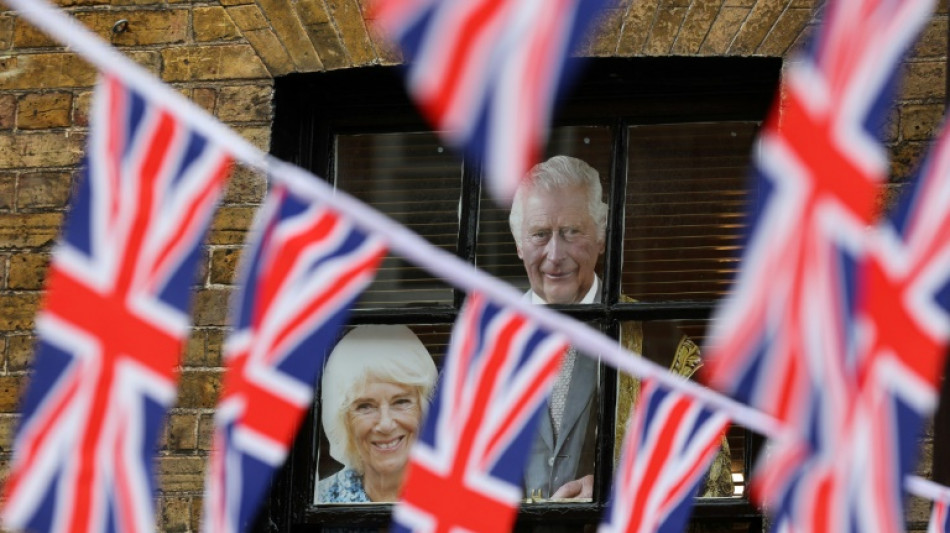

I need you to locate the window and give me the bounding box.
[266,57,781,531]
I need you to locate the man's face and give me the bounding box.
[516,184,605,304]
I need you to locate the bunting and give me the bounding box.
[393,292,567,533]
[2,74,232,533]
[829,110,950,533]
[203,183,385,533]
[370,0,607,202]
[599,378,729,533]
[703,0,935,430]
[930,499,950,533]
[5,2,950,533]
[701,0,940,530]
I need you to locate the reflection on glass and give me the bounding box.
[315,325,441,504]
[615,318,742,498]
[335,132,461,308]
[623,122,759,301]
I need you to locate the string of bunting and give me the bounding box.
[6,0,950,512]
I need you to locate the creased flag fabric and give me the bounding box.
[827,111,950,533]
[930,499,950,533]
[599,378,729,533]
[702,0,935,429]
[370,0,607,203]
[2,74,232,533]
[203,183,385,533]
[392,292,568,533]
[700,0,938,529]
[761,23,950,533]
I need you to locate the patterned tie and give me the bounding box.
[549,347,576,439]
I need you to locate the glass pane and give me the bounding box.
[478,126,613,296]
[315,323,450,504]
[615,318,747,499]
[623,122,758,301]
[335,132,461,307]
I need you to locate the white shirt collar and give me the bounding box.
[528,276,600,305]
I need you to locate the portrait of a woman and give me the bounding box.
[317,324,438,503]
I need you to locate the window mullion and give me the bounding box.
[604,119,627,307]
[456,158,481,309]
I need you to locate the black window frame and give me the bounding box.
[263,56,782,532]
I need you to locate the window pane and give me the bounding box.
[615,318,747,499]
[315,323,450,504]
[477,126,612,294]
[623,122,758,301]
[335,132,461,307]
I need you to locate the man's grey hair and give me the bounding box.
[508,155,609,244]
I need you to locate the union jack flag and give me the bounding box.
[822,110,950,533]
[757,79,950,533]
[392,292,568,533]
[203,183,385,533]
[599,378,729,533]
[700,0,938,529]
[703,0,935,429]
[2,74,232,533]
[370,0,607,202]
[930,499,950,533]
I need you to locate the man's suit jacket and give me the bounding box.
[521,293,734,500]
[523,349,598,498]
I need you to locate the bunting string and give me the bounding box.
[5,0,949,509]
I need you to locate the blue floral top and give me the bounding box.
[318,468,371,503]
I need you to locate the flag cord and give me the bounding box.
[5,0,948,508]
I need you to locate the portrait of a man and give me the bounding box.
[508,155,734,501]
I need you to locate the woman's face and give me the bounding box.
[346,380,422,480]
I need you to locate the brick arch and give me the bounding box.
[216,0,397,76]
[588,0,819,57]
[224,0,820,77]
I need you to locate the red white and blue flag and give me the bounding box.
[393,292,567,533]
[930,499,950,533]
[599,378,729,533]
[2,74,232,533]
[703,0,935,429]
[827,112,950,533]
[203,183,385,533]
[370,0,607,203]
[765,41,950,533]
[700,0,938,529]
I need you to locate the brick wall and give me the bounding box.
[0,1,945,531]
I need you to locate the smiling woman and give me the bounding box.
[316,325,439,503]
